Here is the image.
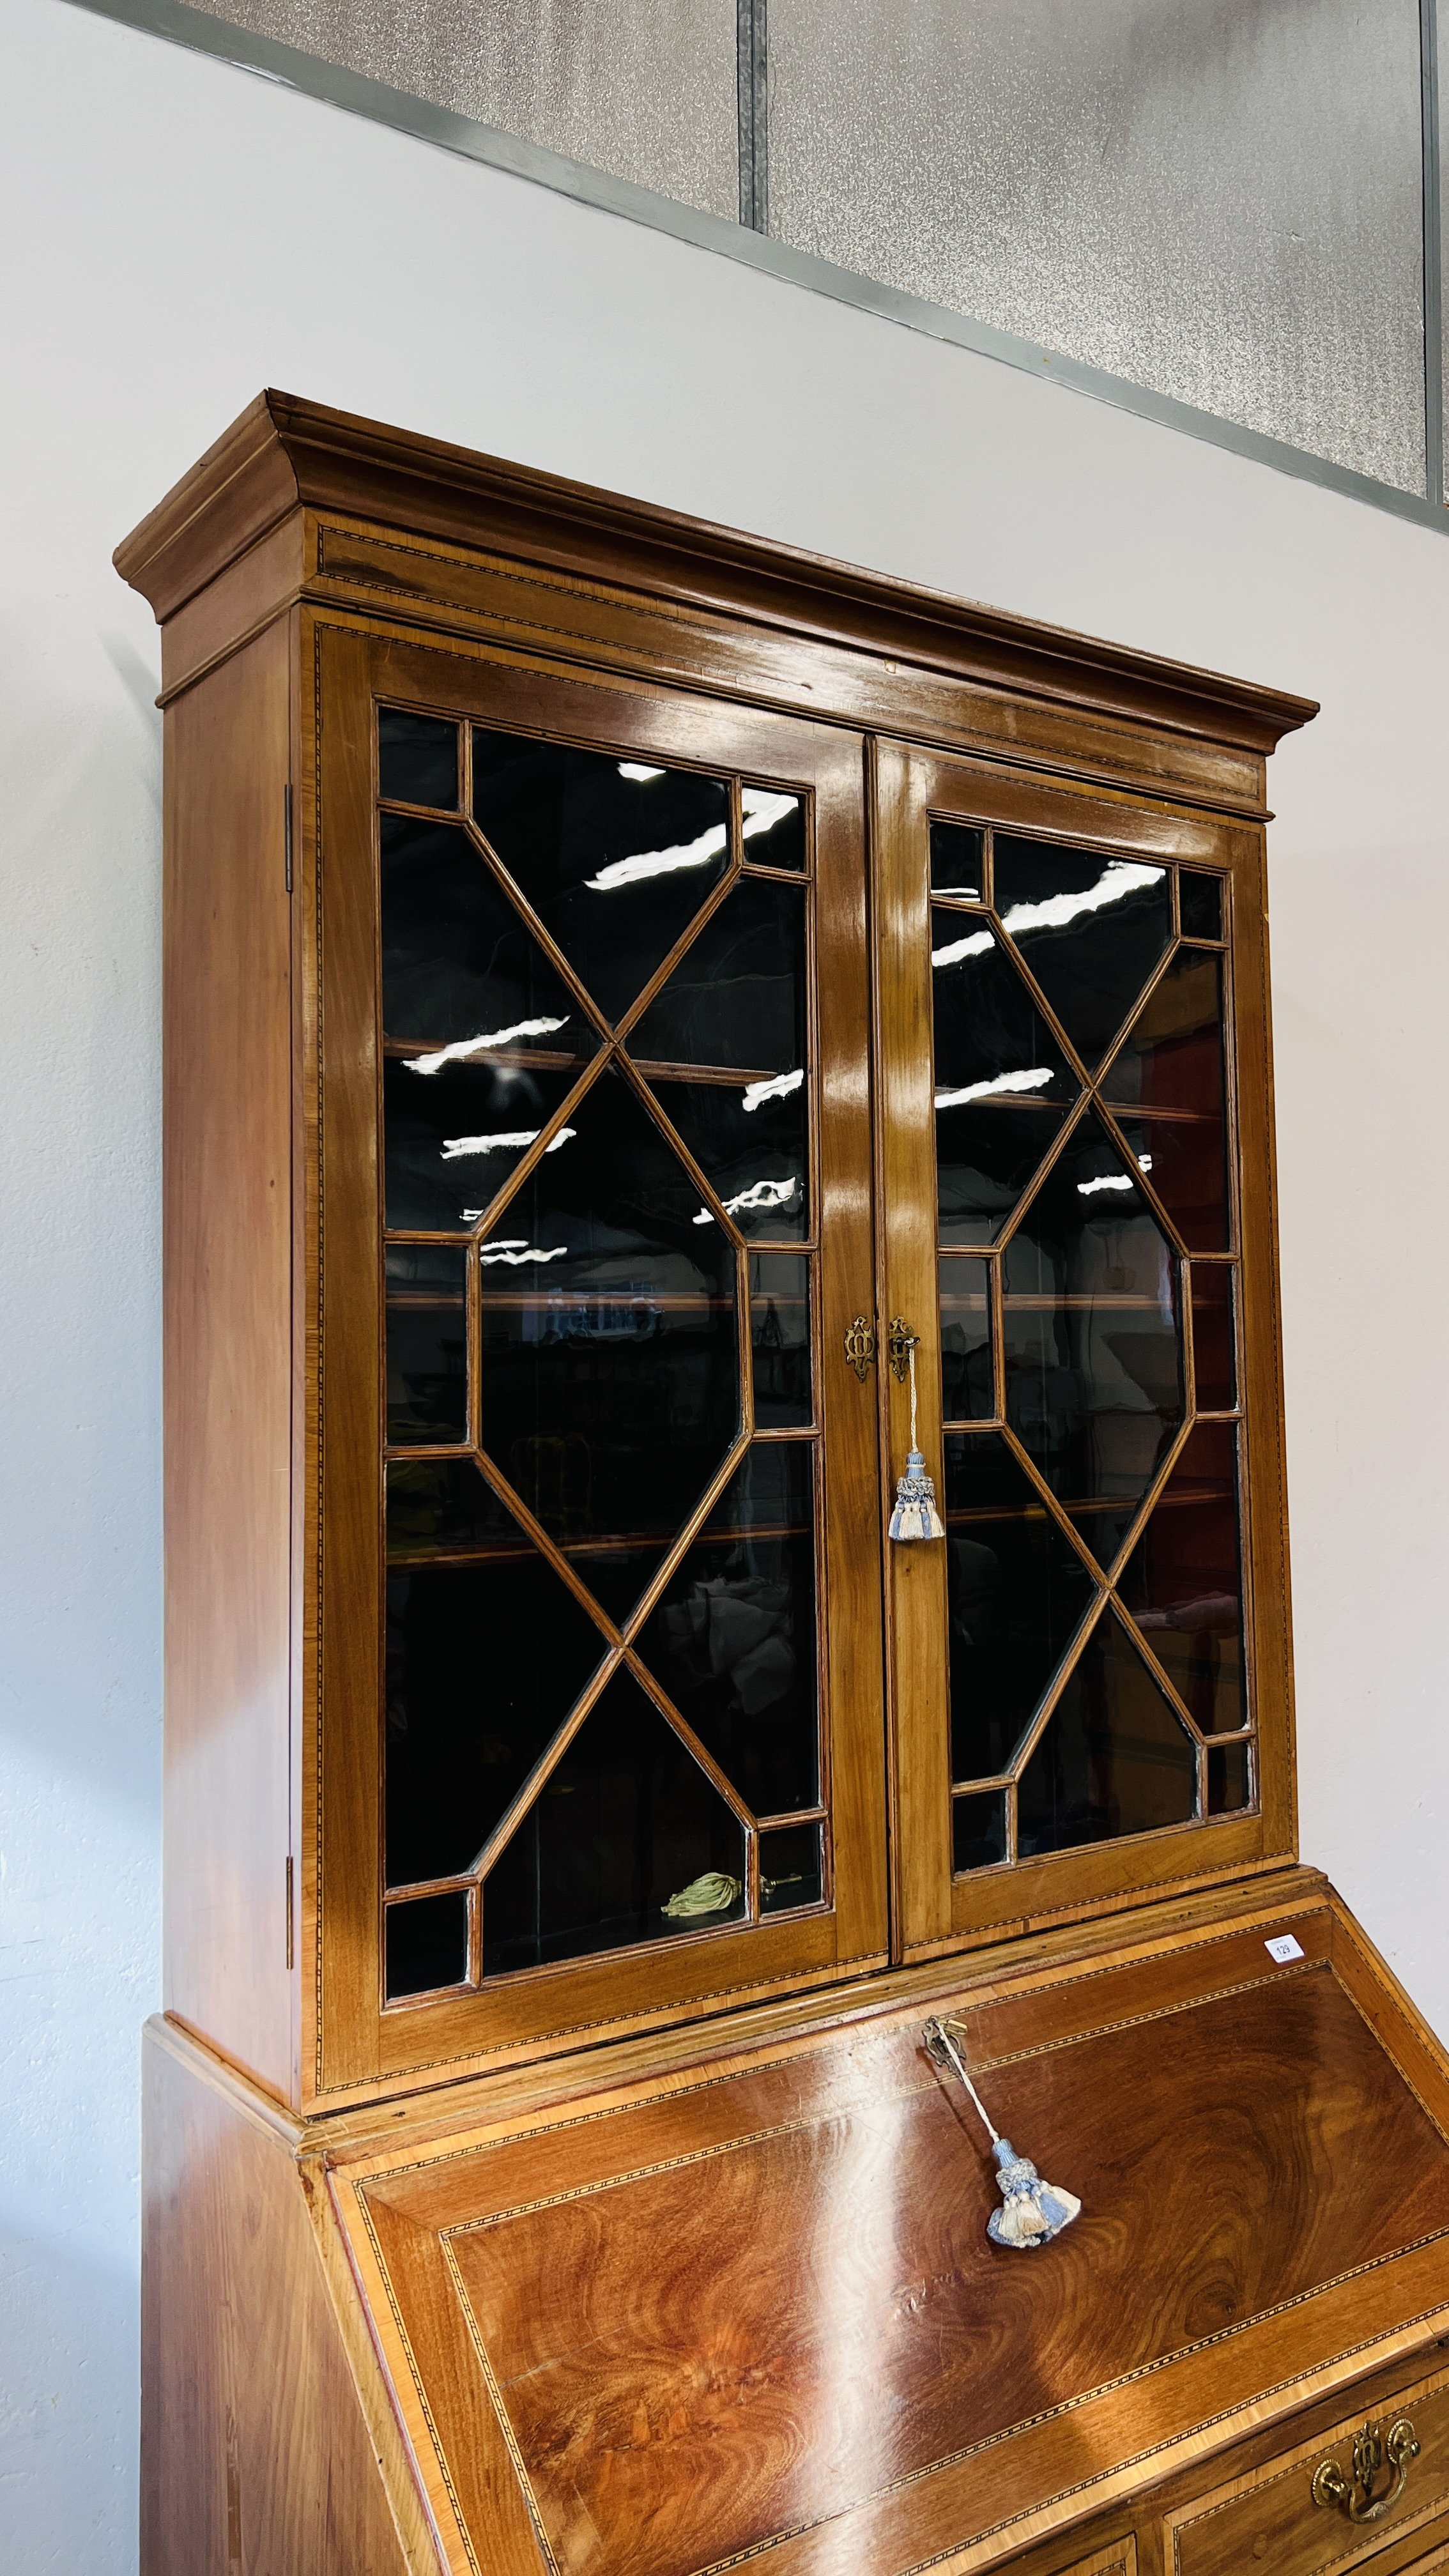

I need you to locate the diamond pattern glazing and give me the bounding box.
[933,834,1250,1872]
[378,709,825,1992]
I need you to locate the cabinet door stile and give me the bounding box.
[872,740,956,1958]
[312,618,387,2095]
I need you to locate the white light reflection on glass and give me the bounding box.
[742,1070,803,1112]
[742,788,799,843]
[405,1018,569,1075]
[618,762,665,782]
[1077,1174,1135,1198]
[693,1177,798,1225]
[931,928,994,968]
[1002,861,1163,938]
[935,1069,1054,1109]
[441,1127,576,1162]
[586,786,799,892]
[586,824,726,893]
[476,1241,568,1266]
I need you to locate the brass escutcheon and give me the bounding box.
[887,1316,919,1382]
[843,1316,877,1381]
[1312,2418,1419,2523]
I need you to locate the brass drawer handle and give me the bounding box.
[1312,2418,1420,2523]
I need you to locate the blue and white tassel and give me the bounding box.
[924,2016,1082,2250]
[888,1337,946,1543]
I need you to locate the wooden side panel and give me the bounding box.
[140,2021,433,2576]
[164,621,294,2099]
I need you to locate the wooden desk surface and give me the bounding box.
[328,1901,1449,2576]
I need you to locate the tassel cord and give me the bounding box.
[924,2017,1000,2145]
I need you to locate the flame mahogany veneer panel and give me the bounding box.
[338,1954,1449,2576]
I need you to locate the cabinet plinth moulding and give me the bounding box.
[125,395,1449,2576]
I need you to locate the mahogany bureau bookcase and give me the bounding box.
[118,394,1449,2576]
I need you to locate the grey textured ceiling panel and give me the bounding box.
[769,0,1428,493]
[188,0,740,217]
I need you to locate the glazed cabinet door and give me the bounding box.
[872,742,1294,1960]
[303,620,888,2097]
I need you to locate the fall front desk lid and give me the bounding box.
[330,1904,1449,2576]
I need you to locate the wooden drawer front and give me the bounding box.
[1165,2365,1449,2576]
[1051,2543,1136,2576]
[1404,2533,1449,2572]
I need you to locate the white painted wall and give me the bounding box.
[3,0,1446,2563]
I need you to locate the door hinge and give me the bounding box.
[284,782,293,893]
[285,1855,294,1970]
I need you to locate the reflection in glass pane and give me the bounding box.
[1004,1112,1184,1567]
[1102,949,1230,1251]
[386,1892,468,1998]
[638,1442,818,1818]
[932,912,1074,1245]
[942,1432,1098,1781]
[631,877,809,1240]
[482,1670,746,1974]
[383,1053,581,1231]
[937,1102,1065,1250]
[386,1245,467,1446]
[387,1455,533,1563]
[994,836,1172,1069]
[1179,870,1224,940]
[477,1068,739,1614]
[1114,1113,1230,1255]
[630,875,806,1071]
[1208,1739,1252,1814]
[759,1819,824,1911]
[742,786,806,870]
[473,731,730,1024]
[649,1075,809,1241]
[1017,1611,1197,1855]
[940,1257,993,1420]
[953,1790,1007,1873]
[930,819,985,898]
[381,814,594,1055]
[750,1255,812,1427]
[386,1556,606,1887]
[379,709,457,810]
[1191,1264,1238,1411]
[1118,1422,1245,1738]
